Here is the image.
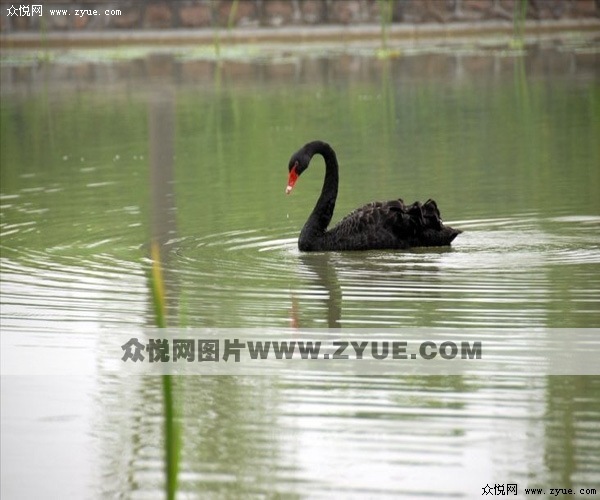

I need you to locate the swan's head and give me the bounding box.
[286,150,310,195]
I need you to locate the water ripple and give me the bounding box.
[0,246,147,332]
[153,215,600,328]
[1,215,599,330]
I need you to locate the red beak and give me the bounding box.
[286,165,299,195]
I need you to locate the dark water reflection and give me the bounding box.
[1,38,600,498]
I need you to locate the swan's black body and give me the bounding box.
[286,141,461,252]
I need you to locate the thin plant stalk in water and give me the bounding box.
[212,0,239,59]
[377,0,400,59]
[511,0,528,49]
[150,241,180,500]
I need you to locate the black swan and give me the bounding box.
[286,140,461,252]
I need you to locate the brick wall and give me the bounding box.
[1,0,598,32]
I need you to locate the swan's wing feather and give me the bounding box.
[327,199,409,249]
[326,198,454,250]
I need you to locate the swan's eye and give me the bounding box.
[286,164,299,195]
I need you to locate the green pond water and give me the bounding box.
[1,37,600,498]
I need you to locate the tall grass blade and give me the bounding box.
[149,241,179,500]
[150,241,167,329]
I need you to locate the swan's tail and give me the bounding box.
[402,199,462,247]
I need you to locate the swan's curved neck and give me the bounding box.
[299,142,339,247]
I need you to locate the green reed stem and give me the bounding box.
[513,0,528,47]
[150,242,167,329]
[149,241,179,500]
[228,0,239,31]
[378,0,392,51]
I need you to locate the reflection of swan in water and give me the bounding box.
[291,253,342,328]
[291,250,455,328]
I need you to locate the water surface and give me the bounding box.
[1,38,600,498]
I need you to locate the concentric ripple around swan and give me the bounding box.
[157,215,600,328]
